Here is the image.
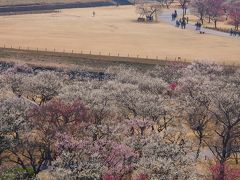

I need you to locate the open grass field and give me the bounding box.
[0,5,239,64]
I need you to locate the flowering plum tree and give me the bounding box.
[25,71,64,105]
[135,133,196,180]
[53,134,138,179]
[0,97,48,177]
[210,163,240,180]
[179,63,240,178]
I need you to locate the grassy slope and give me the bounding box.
[0,48,174,72]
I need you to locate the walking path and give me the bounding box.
[159,9,238,38]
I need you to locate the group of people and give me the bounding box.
[195,22,202,31]
[170,10,239,37]
[172,10,189,29]
[176,17,188,29]
[230,29,240,37]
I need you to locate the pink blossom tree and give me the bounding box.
[53,134,139,179]
[27,99,90,167]
[210,163,240,180]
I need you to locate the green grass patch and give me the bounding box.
[0,167,34,180]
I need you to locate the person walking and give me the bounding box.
[176,19,180,27]
[175,10,178,18]
[172,13,175,21]
[198,22,202,31]
[195,22,201,31]
[181,21,183,29]
[230,28,233,36]
[195,22,198,30]
[182,19,186,29]
[233,30,237,36]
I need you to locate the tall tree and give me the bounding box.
[178,0,191,17]
[206,0,224,28]
[226,1,240,30]
[191,0,208,24]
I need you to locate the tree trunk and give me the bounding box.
[233,153,239,164]
[236,155,239,164]
[196,137,202,159]
[130,127,134,136]
[200,14,204,25]
[214,20,217,29]
[140,127,145,136]
[219,163,225,180]
[151,125,154,131]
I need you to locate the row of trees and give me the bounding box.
[135,0,240,29]
[190,0,240,29]
[182,0,240,29]
[0,62,240,179]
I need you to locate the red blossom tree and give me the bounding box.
[27,99,91,166]
[210,163,240,180]
[134,173,149,180]
[28,99,90,136]
[103,175,120,180]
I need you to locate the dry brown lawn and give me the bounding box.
[0,6,239,64]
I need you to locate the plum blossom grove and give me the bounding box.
[0,61,240,179]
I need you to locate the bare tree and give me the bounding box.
[205,0,224,28]
[0,97,47,178]
[178,0,191,17]
[136,0,164,22]
[191,0,208,24]
[208,85,240,179]
[179,63,240,179]
[179,75,212,159]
